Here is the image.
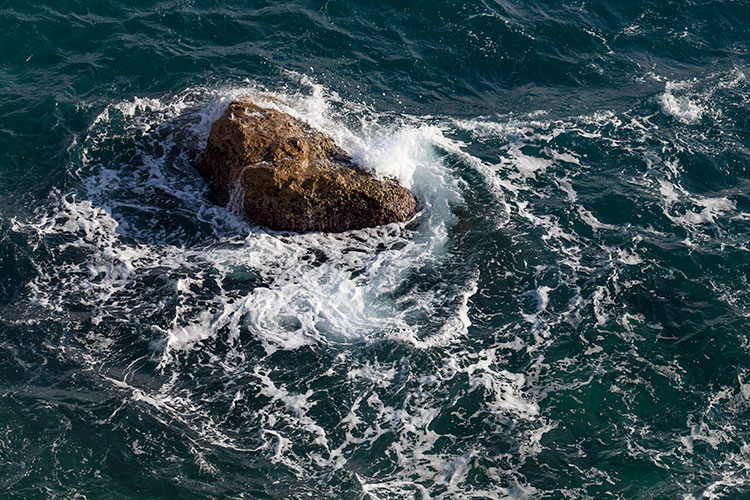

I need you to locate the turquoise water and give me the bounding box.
[2,1,750,498]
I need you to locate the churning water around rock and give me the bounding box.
[2,1,750,498]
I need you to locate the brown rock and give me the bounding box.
[194,99,417,233]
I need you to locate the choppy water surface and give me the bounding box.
[1,1,750,498]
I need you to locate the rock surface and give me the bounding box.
[194,99,417,233]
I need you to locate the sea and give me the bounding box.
[1,1,750,498]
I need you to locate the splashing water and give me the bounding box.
[2,6,750,494]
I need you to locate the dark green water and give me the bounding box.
[2,1,750,498]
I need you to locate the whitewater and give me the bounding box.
[2,1,750,498]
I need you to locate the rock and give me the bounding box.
[194,99,417,233]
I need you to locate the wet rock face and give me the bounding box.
[194,99,418,233]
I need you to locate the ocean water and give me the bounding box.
[1,1,750,498]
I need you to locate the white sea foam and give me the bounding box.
[658,177,737,231]
[659,70,747,126]
[24,77,472,357]
[11,77,552,498]
[25,69,750,497]
[507,145,552,179]
[660,83,704,124]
